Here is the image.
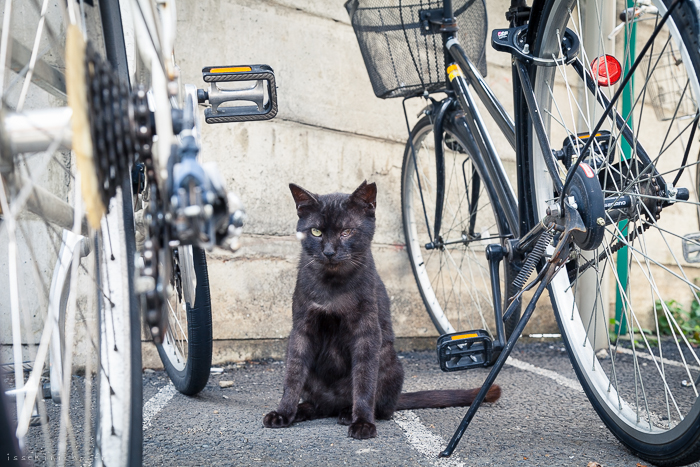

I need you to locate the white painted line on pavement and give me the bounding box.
[506,357,583,393]
[614,346,700,371]
[393,410,465,467]
[143,383,177,430]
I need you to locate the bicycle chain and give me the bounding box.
[132,85,153,164]
[131,84,170,343]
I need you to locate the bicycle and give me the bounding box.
[347,0,700,465]
[0,0,276,464]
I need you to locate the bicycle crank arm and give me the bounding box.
[198,65,278,123]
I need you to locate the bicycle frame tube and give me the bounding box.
[443,63,519,237]
[0,109,88,234]
[447,40,516,150]
[514,61,564,193]
[442,39,547,241]
[446,37,545,240]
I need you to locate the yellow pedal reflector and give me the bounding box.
[66,24,104,229]
[578,133,603,139]
[210,66,252,73]
[451,333,478,340]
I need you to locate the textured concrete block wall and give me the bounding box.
[143,0,558,367]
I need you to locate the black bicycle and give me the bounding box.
[348,0,700,465]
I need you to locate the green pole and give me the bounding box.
[615,0,636,338]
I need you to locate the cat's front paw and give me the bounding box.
[263,411,292,428]
[348,419,376,439]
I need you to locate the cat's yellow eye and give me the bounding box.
[311,228,322,237]
[341,229,352,237]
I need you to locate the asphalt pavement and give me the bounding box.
[141,342,700,466]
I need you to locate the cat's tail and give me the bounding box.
[395,385,501,410]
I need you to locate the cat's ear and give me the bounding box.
[289,183,319,217]
[350,180,377,212]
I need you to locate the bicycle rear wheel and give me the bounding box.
[531,0,700,464]
[0,1,140,465]
[401,114,520,339]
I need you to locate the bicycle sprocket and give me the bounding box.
[85,44,135,214]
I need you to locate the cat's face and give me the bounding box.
[290,181,377,273]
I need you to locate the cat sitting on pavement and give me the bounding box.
[262,181,500,439]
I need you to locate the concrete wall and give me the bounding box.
[144,0,559,367]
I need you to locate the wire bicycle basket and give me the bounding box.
[646,43,698,121]
[345,0,487,99]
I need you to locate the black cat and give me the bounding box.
[262,181,500,439]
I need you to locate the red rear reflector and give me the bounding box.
[590,55,622,87]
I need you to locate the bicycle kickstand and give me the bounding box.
[439,199,586,458]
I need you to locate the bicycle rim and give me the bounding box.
[532,0,700,464]
[0,1,139,465]
[160,247,192,373]
[401,115,518,338]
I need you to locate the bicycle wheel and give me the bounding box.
[401,114,520,339]
[0,1,140,465]
[156,246,213,395]
[531,0,700,464]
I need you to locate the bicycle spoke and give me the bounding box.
[16,0,50,112]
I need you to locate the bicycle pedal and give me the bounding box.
[437,330,492,372]
[198,65,277,123]
[683,233,700,263]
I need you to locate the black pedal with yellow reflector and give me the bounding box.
[198,65,277,123]
[437,330,492,372]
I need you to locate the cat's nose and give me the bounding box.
[323,250,335,258]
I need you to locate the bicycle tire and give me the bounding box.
[0,377,23,465]
[530,0,700,465]
[401,114,521,339]
[156,246,213,395]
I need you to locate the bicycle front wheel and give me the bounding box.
[531,0,700,464]
[401,114,520,339]
[156,246,213,395]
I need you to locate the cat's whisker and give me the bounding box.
[300,257,317,271]
[348,255,368,269]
